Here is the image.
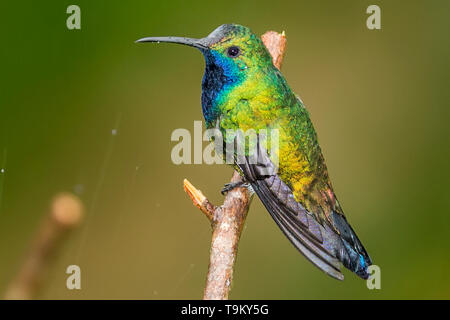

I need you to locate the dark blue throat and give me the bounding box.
[201,50,243,125]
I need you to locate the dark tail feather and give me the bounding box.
[331,211,372,279]
[253,180,345,280]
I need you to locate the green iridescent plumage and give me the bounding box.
[206,26,336,223]
[138,24,372,280]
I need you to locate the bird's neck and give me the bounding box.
[201,51,244,126]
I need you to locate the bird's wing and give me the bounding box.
[236,139,346,280]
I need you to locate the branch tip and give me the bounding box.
[183,179,215,222]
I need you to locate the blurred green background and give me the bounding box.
[1,0,449,299]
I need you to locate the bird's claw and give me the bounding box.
[221,181,249,195]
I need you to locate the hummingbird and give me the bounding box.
[137,24,372,280]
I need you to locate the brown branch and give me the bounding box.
[4,193,84,300]
[183,30,287,300]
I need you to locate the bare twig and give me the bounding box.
[4,193,84,300]
[183,30,287,300]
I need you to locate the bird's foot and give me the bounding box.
[221,181,250,195]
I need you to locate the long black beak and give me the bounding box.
[135,36,207,50]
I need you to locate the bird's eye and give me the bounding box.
[226,46,241,58]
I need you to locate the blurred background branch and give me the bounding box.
[183,30,287,300]
[4,193,83,300]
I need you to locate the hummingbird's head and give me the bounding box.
[136,24,276,122]
[136,24,274,74]
[199,24,274,72]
